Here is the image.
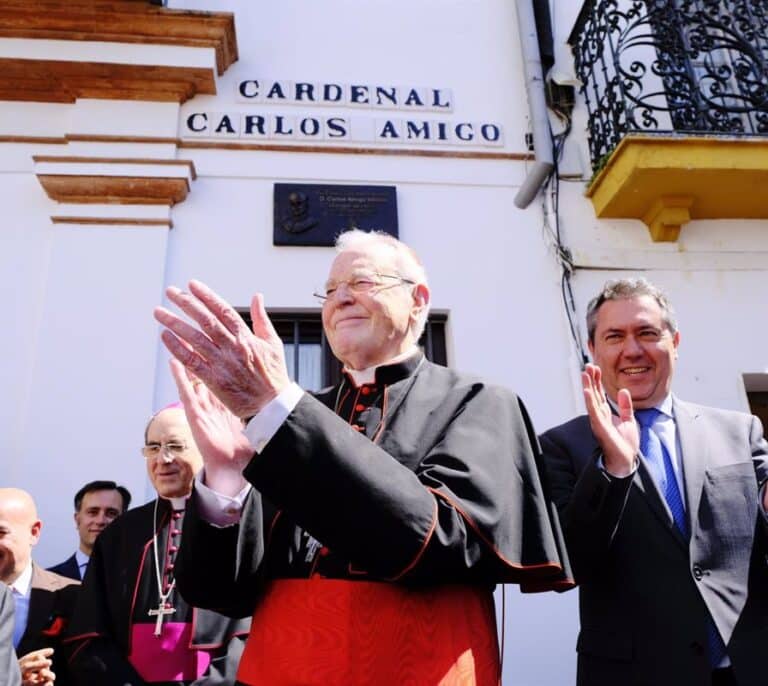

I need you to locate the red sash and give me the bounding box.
[237,579,500,686]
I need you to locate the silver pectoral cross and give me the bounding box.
[304,535,323,563]
[148,602,175,637]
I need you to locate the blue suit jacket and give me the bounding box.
[47,554,81,581]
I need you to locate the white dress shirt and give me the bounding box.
[75,549,90,580]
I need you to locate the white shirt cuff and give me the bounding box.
[195,474,252,527]
[244,382,304,453]
[192,382,304,527]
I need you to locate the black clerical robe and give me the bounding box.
[64,499,249,686]
[178,355,572,684]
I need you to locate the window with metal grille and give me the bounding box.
[239,310,448,391]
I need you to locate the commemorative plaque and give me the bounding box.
[273,183,398,246]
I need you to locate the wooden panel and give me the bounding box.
[38,174,189,205]
[0,1,237,75]
[0,58,215,104]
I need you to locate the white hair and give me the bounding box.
[334,229,430,340]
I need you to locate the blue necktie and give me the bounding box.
[635,408,688,537]
[12,589,27,649]
[635,408,727,667]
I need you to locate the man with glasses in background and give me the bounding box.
[153,229,572,685]
[65,405,250,686]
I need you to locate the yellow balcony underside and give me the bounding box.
[586,135,768,241]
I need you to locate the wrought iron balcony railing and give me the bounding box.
[569,0,768,169]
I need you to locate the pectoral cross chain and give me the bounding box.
[149,602,175,637]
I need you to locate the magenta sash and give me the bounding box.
[128,622,211,682]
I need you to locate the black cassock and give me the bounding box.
[64,498,250,686]
[177,354,573,684]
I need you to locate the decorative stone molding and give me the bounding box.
[0,0,236,103]
[39,174,191,205]
[641,196,694,243]
[50,216,172,227]
[0,0,237,74]
[0,58,216,104]
[34,155,195,225]
[2,2,237,224]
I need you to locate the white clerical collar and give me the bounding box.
[75,549,90,568]
[10,561,33,597]
[344,346,420,386]
[168,496,187,511]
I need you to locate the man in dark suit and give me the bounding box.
[0,488,79,686]
[48,481,131,581]
[541,278,768,686]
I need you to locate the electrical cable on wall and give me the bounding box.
[540,107,589,369]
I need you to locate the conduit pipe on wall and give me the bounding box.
[513,0,554,209]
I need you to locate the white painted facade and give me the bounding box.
[1,1,766,684]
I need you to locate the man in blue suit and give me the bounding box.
[541,278,768,686]
[48,481,131,581]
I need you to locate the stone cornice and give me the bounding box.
[0,57,216,103]
[34,156,196,221]
[0,0,237,104]
[0,1,237,75]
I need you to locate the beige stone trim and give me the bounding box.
[0,0,237,75]
[38,174,190,205]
